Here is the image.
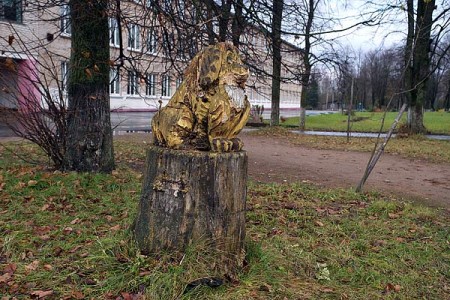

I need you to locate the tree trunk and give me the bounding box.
[64,0,114,172]
[133,146,247,277]
[299,0,314,130]
[405,0,435,134]
[270,0,283,126]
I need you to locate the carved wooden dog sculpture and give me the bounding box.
[151,42,250,152]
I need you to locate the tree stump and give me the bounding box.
[132,146,247,277]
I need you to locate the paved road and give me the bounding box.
[110,110,336,133]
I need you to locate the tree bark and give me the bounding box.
[299,0,315,130]
[64,0,114,172]
[270,0,284,126]
[405,0,435,134]
[133,146,247,277]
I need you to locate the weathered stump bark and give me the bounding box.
[133,146,247,277]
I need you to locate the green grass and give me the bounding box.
[1,141,449,299]
[280,111,450,135]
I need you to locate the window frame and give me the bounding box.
[161,75,171,97]
[146,27,158,54]
[109,17,120,47]
[127,24,141,51]
[0,0,23,23]
[60,4,71,35]
[110,68,120,95]
[61,61,69,91]
[127,71,139,95]
[145,73,156,96]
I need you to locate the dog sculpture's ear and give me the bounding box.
[197,43,224,89]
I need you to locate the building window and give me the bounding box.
[109,17,120,47]
[110,68,120,94]
[61,4,71,35]
[161,75,171,97]
[61,61,69,91]
[127,71,139,95]
[128,24,140,50]
[1,0,22,22]
[146,73,156,96]
[146,28,157,54]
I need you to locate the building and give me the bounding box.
[1,1,302,113]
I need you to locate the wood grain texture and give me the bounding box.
[133,146,247,276]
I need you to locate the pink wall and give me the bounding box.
[16,59,40,111]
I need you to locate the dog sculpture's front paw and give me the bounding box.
[210,137,244,152]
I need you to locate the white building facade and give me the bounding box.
[1,1,302,113]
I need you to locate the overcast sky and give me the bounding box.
[327,1,407,52]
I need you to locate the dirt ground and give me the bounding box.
[114,132,449,208]
[240,133,450,209]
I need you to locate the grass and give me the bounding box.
[0,140,449,299]
[279,111,450,135]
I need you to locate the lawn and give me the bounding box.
[280,111,450,135]
[0,140,449,299]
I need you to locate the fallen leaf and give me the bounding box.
[25,260,39,272]
[315,220,324,227]
[259,283,272,292]
[43,264,53,271]
[372,240,387,247]
[70,218,81,225]
[121,292,133,300]
[385,283,401,293]
[388,213,400,219]
[83,278,96,285]
[71,291,84,299]
[53,247,63,257]
[0,272,12,283]
[39,235,50,241]
[27,180,38,187]
[110,224,121,231]
[3,263,17,274]
[40,204,50,211]
[16,181,26,188]
[34,226,52,235]
[30,290,53,298]
[68,245,82,253]
[139,270,152,276]
[63,227,73,235]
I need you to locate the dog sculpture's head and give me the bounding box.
[187,42,249,108]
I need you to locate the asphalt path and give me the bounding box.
[1,111,449,140]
